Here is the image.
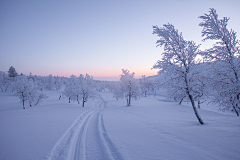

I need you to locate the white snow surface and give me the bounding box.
[0,90,240,160]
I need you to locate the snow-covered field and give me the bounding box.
[0,90,240,160]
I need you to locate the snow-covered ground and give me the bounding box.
[0,90,239,160]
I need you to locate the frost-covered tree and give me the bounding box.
[54,76,63,90]
[139,75,152,97]
[45,74,55,90]
[28,72,34,81]
[63,75,79,103]
[112,81,123,100]
[95,80,106,92]
[78,74,97,107]
[43,74,63,91]
[27,87,48,107]
[120,69,141,106]
[106,81,117,92]
[8,66,18,78]
[13,75,47,109]
[152,23,205,124]
[148,79,159,98]
[63,74,97,107]
[0,71,11,92]
[13,76,33,109]
[199,8,240,116]
[34,76,45,91]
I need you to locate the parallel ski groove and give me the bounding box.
[48,94,123,160]
[48,110,92,160]
[73,107,101,160]
[97,95,124,160]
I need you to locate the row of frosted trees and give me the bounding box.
[61,71,159,107]
[0,66,159,109]
[0,68,68,109]
[0,69,65,93]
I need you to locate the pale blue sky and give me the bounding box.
[0,0,240,80]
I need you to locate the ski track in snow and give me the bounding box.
[48,94,123,160]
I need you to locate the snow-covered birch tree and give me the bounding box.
[63,74,97,107]
[54,76,63,90]
[78,74,97,107]
[152,23,205,124]
[139,75,152,97]
[112,81,123,100]
[34,76,45,91]
[62,75,78,103]
[120,69,141,106]
[199,8,240,116]
[13,75,47,109]
[45,74,56,90]
[0,71,11,92]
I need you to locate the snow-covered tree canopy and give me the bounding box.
[199,8,240,61]
[120,69,141,106]
[62,74,97,107]
[44,74,63,91]
[12,75,47,109]
[0,71,11,92]
[152,24,200,74]
[199,8,240,116]
[139,75,153,97]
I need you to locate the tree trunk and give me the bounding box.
[128,94,131,106]
[236,93,240,116]
[232,106,239,116]
[22,92,25,109]
[198,101,200,108]
[69,97,70,103]
[188,94,204,124]
[77,95,79,104]
[82,98,85,107]
[179,96,185,105]
[232,96,239,116]
[23,99,25,109]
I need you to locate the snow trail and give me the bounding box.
[71,107,100,160]
[48,94,123,160]
[97,95,124,160]
[47,109,94,160]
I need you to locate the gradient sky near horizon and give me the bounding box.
[1,0,240,81]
